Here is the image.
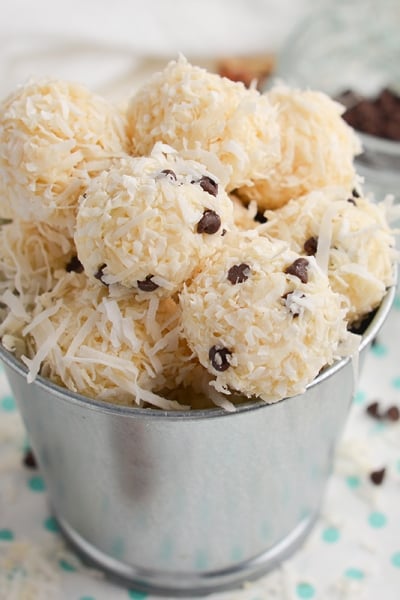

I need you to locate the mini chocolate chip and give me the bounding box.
[303,236,318,256]
[285,258,309,283]
[282,291,305,317]
[198,176,218,197]
[370,467,386,485]
[66,255,84,273]
[209,345,232,371]
[23,448,38,469]
[385,405,400,422]
[197,210,221,234]
[94,264,108,286]
[159,169,177,181]
[347,197,357,205]
[82,192,87,199]
[352,188,360,198]
[366,401,381,419]
[137,275,159,292]
[254,211,268,224]
[227,263,250,284]
[221,228,227,236]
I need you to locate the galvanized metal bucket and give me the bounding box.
[0,284,396,596]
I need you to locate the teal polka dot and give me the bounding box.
[296,582,316,598]
[345,567,365,580]
[0,529,14,541]
[346,475,361,489]
[371,343,388,357]
[128,592,148,599]
[368,511,387,528]
[58,558,76,572]
[396,459,400,474]
[44,516,59,533]
[194,549,208,570]
[371,421,387,433]
[79,597,96,600]
[28,475,45,492]
[231,545,244,561]
[1,395,16,411]
[391,552,400,568]
[391,376,400,390]
[322,526,340,543]
[393,295,400,310]
[353,389,366,404]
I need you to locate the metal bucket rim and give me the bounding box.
[0,282,396,421]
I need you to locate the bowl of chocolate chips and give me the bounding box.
[337,87,400,201]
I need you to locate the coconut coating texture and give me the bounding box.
[0,219,75,299]
[0,79,130,234]
[126,56,280,191]
[0,219,77,353]
[75,145,234,297]
[179,231,350,403]
[238,84,361,210]
[22,271,206,409]
[262,187,396,323]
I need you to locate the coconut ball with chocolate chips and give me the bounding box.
[262,186,397,323]
[75,143,234,297]
[179,230,352,403]
[21,270,198,410]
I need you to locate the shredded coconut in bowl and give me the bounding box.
[238,84,362,210]
[262,186,397,323]
[126,55,281,191]
[179,230,355,403]
[0,79,130,234]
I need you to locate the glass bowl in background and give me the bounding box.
[272,0,400,203]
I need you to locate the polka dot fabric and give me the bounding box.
[1,292,400,599]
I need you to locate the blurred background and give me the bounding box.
[0,0,327,100]
[1,0,399,201]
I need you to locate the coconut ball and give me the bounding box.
[126,56,280,191]
[0,219,78,354]
[238,84,361,210]
[22,272,202,409]
[0,79,130,233]
[262,186,397,323]
[75,144,234,297]
[179,230,351,403]
[0,219,75,298]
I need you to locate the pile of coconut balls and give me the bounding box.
[0,56,396,411]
